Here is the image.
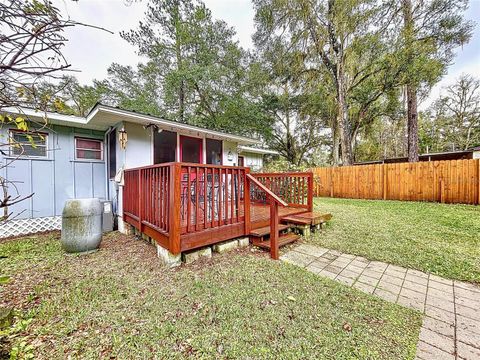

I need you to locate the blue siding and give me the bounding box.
[0,124,107,219]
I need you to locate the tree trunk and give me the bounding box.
[336,64,353,165]
[402,0,419,162]
[332,124,340,165]
[406,84,419,162]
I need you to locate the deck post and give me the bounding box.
[169,163,182,254]
[244,168,251,236]
[269,197,279,260]
[307,172,314,212]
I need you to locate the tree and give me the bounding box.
[394,0,473,162]
[421,75,480,152]
[120,0,270,137]
[252,37,331,167]
[253,0,398,165]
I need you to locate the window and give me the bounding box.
[75,138,103,160]
[206,138,222,165]
[108,130,117,178]
[180,135,202,164]
[10,130,47,157]
[154,130,177,164]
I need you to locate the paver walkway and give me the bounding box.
[281,244,480,360]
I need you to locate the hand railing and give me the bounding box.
[253,172,313,212]
[247,174,287,259]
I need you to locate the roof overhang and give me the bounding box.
[238,145,278,155]
[2,105,260,145]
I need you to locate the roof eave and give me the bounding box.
[89,105,260,145]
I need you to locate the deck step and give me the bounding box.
[252,233,300,250]
[249,224,290,237]
[282,212,332,226]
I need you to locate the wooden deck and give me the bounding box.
[123,162,313,259]
[251,204,307,229]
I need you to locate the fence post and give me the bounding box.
[330,167,334,198]
[478,159,480,205]
[440,178,445,204]
[383,164,387,200]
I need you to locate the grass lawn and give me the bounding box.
[0,232,421,359]
[312,197,480,283]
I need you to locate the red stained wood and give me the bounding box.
[312,160,480,205]
[122,163,314,259]
[252,233,300,250]
[269,199,279,260]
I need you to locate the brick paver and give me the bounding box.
[281,244,480,360]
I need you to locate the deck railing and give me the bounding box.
[123,164,314,259]
[247,174,288,259]
[179,164,247,233]
[123,162,249,254]
[123,163,174,250]
[253,172,313,211]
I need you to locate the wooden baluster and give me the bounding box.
[219,168,223,225]
[187,166,191,232]
[195,167,199,231]
[307,172,313,212]
[138,169,143,231]
[244,169,251,235]
[300,176,305,205]
[230,169,235,224]
[236,169,240,223]
[161,167,165,230]
[202,168,207,229]
[165,167,169,232]
[211,168,216,227]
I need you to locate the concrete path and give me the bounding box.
[281,244,480,360]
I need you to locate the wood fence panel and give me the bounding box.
[311,159,479,205]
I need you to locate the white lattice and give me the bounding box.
[0,216,61,239]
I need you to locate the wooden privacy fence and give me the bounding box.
[312,159,480,205]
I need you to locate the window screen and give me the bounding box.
[76,138,103,160]
[11,131,47,157]
[206,139,222,165]
[154,130,177,164]
[180,136,202,163]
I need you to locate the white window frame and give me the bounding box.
[75,137,104,161]
[9,129,48,158]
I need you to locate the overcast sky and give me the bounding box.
[53,0,480,109]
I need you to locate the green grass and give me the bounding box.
[312,197,480,283]
[0,232,422,359]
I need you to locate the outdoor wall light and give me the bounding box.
[227,150,234,161]
[118,127,128,150]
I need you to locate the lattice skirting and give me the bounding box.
[0,216,61,239]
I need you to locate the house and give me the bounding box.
[355,147,480,165]
[0,104,280,239]
[238,145,279,171]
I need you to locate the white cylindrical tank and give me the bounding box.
[61,198,103,253]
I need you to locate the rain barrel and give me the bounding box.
[61,198,103,253]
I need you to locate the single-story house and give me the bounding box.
[0,104,275,238]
